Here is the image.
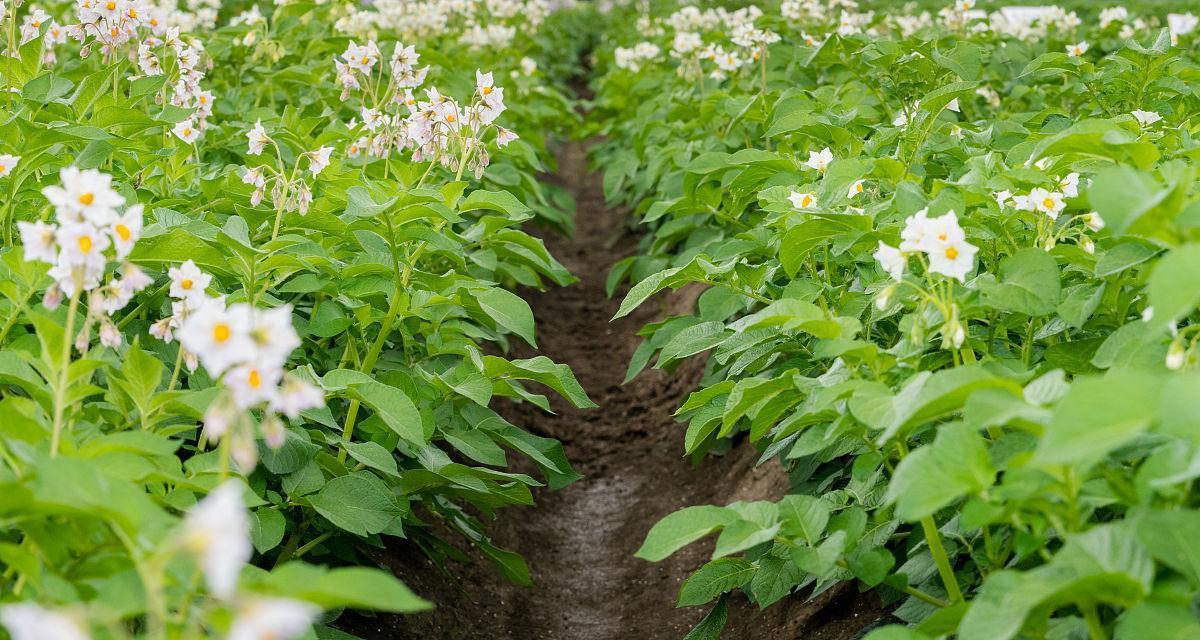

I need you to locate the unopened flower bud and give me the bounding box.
[1167,341,1187,371]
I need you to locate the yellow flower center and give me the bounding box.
[446,113,456,123]
[855,182,863,193]
[79,192,95,205]
[181,278,193,290]
[183,127,193,136]
[212,323,230,343]
[1043,197,1055,209]
[247,368,262,388]
[945,246,959,260]
[938,232,947,241]
[801,195,812,207]
[128,7,137,17]
[116,223,131,241]
[78,235,93,253]
[106,1,116,9]
[0,165,6,173]
[483,86,493,95]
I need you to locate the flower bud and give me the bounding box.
[1167,341,1187,371]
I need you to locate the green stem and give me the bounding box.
[920,515,964,603]
[292,531,334,559]
[1081,602,1108,640]
[50,289,81,457]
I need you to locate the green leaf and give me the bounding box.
[262,564,430,613]
[250,508,286,554]
[981,248,1061,317]
[1148,244,1200,325]
[460,189,531,218]
[886,423,994,521]
[1133,509,1200,587]
[324,370,425,446]
[308,472,401,536]
[1034,372,1161,467]
[476,287,537,346]
[636,506,739,562]
[343,441,400,478]
[677,558,755,607]
[682,596,730,640]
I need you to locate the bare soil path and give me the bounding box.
[340,141,887,640]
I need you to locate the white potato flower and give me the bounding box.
[56,222,110,269]
[178,302,254,376]
[182,481,252,600]
[1056,173,1080,198]
[247,120,270,155]
[228,598,320,640]
[270,377,325,419]
[108,205,143,259]
[789,191,816,209]
[927,236,978,282]
[168,259,212,301]
[18,220,58,264]
[1131,109,1162,126]
[225,362,283,409]
[307,146,334,177]
[0,603,88,640]
[1066,41,1089,57]
[804,147,833,173]
[172,119,201,143]
[0,154,19,178]
[1083,211,1105,232]
[847,180,865,199]
[873,242,906,280]
[1029,187,1066,219]
[42,167,125,226]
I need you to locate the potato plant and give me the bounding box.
[591,2,1200,639]
[0,0,595,637]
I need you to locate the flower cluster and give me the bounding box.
[333,39,517,178]
[169,289,323,468]
[240,121,333,217]
[875,208,978,283]
[19,168,152,347]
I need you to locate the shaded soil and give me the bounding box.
[339,141,890,639]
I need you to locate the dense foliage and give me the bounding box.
[0,0,597,637]
[590,2,1200,639]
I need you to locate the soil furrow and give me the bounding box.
[341,140,886,640]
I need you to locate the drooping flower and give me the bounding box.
[182,481,252,600]
[247,120,270,155]
[0,603,88,640]
[228,598,320,640]
[873,242,906,280]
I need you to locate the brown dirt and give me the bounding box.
[338,141,890,640]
